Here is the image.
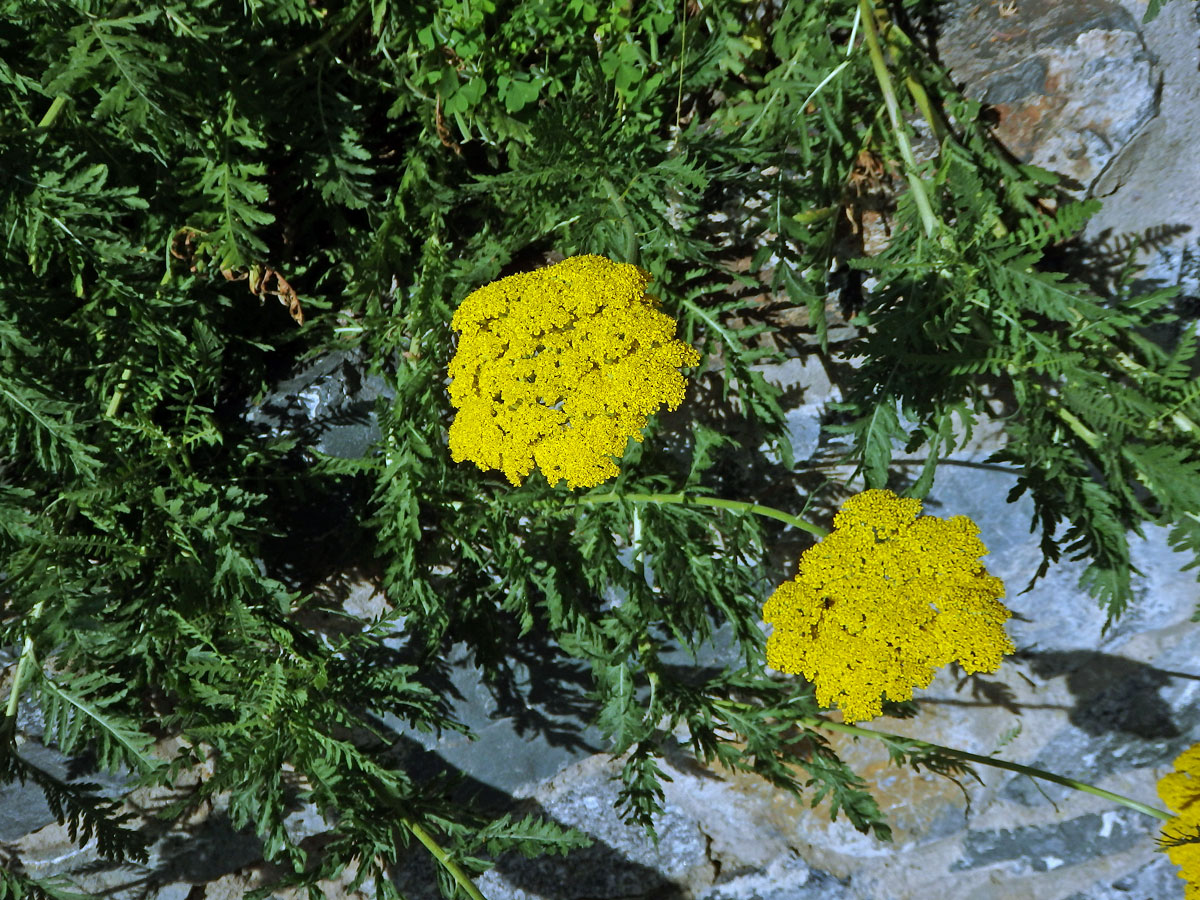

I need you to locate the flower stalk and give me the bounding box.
[106,367,134,419]
[710,705,1171,825]
[0,599,43,744]
[554,491,827,537]
[404,818,489,900]
[857,0,939,237]
[714,700,1171,823]
[37,95,68,130]
[809,716,1172,822]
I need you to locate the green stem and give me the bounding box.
[1058,306,1200,436]
[902,74,944,144]
[37,96,68,130]
[630,508,663,722]
[1,599,43,742]
[798,715,1172,822]
[857,0,938,238]
[546,491,828,538]
[873,16,949,146]
[105,367,133,418]
[1016,286,1200,437]
[404,818,489,900]
[1039,393,1101,450]
[674,0,687,133]
[367,774,489,899]
[630,504,646,575]
[599,178,638,265]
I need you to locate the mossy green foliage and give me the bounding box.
[0,1,1197,897]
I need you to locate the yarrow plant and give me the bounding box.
[435,255,1185,899]
[1158,743,1200,898]
[762,489,1014,722]
[447,254,700,489]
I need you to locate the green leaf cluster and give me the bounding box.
[822,34,1200,625]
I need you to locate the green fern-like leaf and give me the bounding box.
[45,9,178,129]
[183,104,275,271]
[33,669,162,777]
[0,869,96,900]
[472,812,594,859]
[1143,0,1168,23]
[0,745,149,864]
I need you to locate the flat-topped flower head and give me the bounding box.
[447,254,700,490]
[1158,743,1200,899]
[762,488,1015,723]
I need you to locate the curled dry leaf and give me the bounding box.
[169,226,206,272]
[223,264,304,325]
[435,94,463,156]
[170,227,303,325]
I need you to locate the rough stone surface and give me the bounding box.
[938,0,1157,194]
[378,637,610,796]
[244,345,393,459]
[481,754,713,900]
[701,853,851,900]
[753,354,837,465]
[953,807,1153,874]
[1084,0,1200,307]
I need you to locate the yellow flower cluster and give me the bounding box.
[1158,743,1200,899]
[762,489,1015,723]
[447,254,700,490]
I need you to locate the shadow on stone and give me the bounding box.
[1023,648,1182,740]
[245,347,392,461]
[999,648,1200,807]
[338,732,702,900]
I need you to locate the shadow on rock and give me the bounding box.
[1024,648,1183,740]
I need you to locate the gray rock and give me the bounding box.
[939,0,1157,194]
[1083,0,1200,310]
[752,356,837,466]
[701,853,851,900]
[1067,853,1186,899]
[0,737,130,842]
[1001,613,1200,808]
[952,808,1153,872]
[244,346,392,459]
[376,637,609,797]
[468,754,712,900]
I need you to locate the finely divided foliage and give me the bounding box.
[0,1,1198,898]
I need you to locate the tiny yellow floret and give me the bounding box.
[762,489,1015,723]
[1158,742,1200,900]
[447,254,700,490]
